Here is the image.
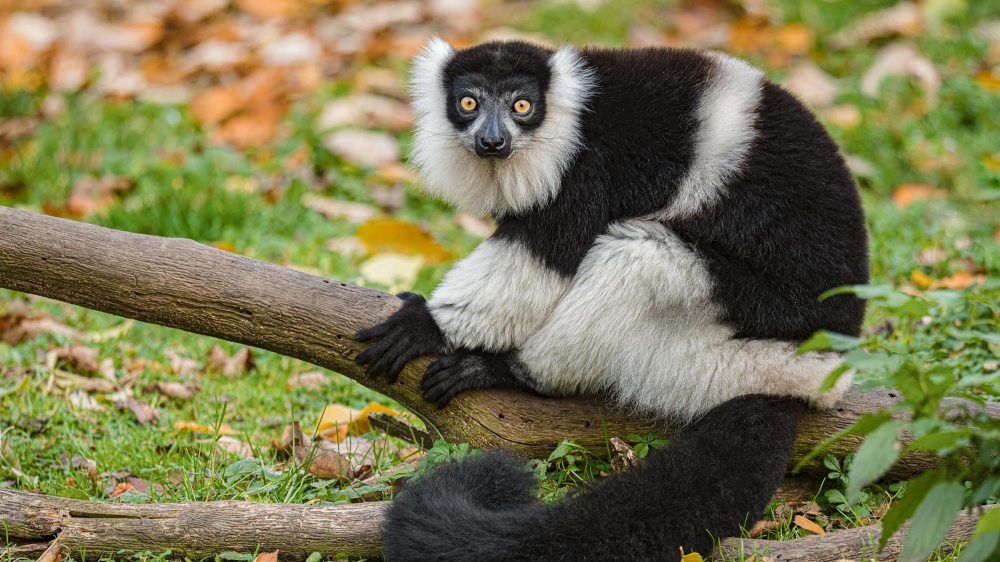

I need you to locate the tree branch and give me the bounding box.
[1,206,996,480]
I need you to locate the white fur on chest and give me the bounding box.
[516,220,850,421]
[428,237,570,352]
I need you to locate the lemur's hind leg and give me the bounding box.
[421,351,541,407]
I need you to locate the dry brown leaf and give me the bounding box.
[274,421,309,457]
[975,70,1000,93]
[66,176,135,217]
[212,111,283,149]
[359,253,424,290]
[793,514,825,535]
[53,370,116,393]
[829,2,923,49]
[191,85,244,126]
[783,61,837,108]
[173,420,239,435]
[110,482,137,498]
[216,436,255,458]
[324,236,367,257]
[354,67,407,99]
[53,346,100,374]
[823,104,862,128]
[254,551,279,562]
[317,94,414,132]
[302,193,379,224]
[357,218,452,263]
[236,0,310,19]
[861,43,940,105]
[308,449,354,481]
[374,162,418,184]
[891,183,947,208]
[206,344,255,378]
[0,308,76,345]
[934,271,987,290]
[748,519,778,538]
[165,350,199,376]
[35,536,65,562]
[118,396,160,426]
[154,381,197,400]
[260,32,321,66]
[995,227,1000,245]
[287,371,330,390]
[323,129,400,168]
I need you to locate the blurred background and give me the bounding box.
[1,0,1000,551]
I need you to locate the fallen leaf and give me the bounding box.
[749,519,779,538]
[317,94,414,132]
[680,551,704,562]
[783,61,838,108]
[324,236,368,257]
[0,306,76,345]
[153,381,197,400]
[206,344,255,378]
[66,176,135,217]
[861,43,940,105]
[110,482,137,498]
[323,129,400,168]
[165,350,199,376]
[934,271,986,290]
[975,70,1000,94]
[308,450,354,481]
[173,420,239,435]
[236,0,309,19]
[53,346,100,374]
[302,193,379,224]
[254,551,279,562]
[357,218,452,263]
[823,104,862,129]
[35,536,64,562]
[354,66,407,99]
[891,183,947,208]
[118,397,160,426]
[359,253,425,290]
[911,269,934,289]
[829,2,923,49]
[287,371,330,390]
[215,436,254,458]
[274,421,309,457]
[793,514,825,535]
[190,85,244,126]
[260,32,321,66]
[917,247,946,266]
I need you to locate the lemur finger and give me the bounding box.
[366,336,415,379]
[424,353,461,377]
[354,322,392,343]
[355,329,403,366]
[383,348,417,383]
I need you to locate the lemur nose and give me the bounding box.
[478,136,506,152]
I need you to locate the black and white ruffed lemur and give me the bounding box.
[353,38,869,561]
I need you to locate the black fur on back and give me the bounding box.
[384,395,805,561]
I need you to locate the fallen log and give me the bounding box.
[1,206,997,479]
[1,489,990,561]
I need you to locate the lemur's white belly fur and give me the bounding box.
[429,221,851,422]
[518,221,849,421]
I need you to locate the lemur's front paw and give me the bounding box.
[354,292,448,383]
[421,351,504,408]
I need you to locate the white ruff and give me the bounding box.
[516,220,851,421]
[408,39,595,216]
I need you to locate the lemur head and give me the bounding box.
[409,38,595,217]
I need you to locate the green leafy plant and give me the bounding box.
[797,283,1000,562]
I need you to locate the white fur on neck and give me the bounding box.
[408,39,595,217]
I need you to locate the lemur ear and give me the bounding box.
[413,36,456,74]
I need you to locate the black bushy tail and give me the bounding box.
[384,395,806,562]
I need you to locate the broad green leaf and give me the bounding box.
[819,284,896,301]
[847,420,903,503]
[793,411,893,473]
[899,481,965,562]
[798,330,861,353]
[53,486,91,500]
[905,429,973,454]
[305,554,323,562]
[957,532,1000,562]
[880,470,945,549]
[825,489,848,505]
[972,477,1000,504]
[817,364,851,393]
[886,297,931,318]
[974,507,1000,535]
[547,440,577,462]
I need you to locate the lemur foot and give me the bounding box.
[421,350,509,408]
[355,292,448,383]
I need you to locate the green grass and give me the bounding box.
[3,0,1000,560]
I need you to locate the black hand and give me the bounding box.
[354,292,448,383]
[421,350,510,408]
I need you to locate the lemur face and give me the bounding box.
[410,38,593,216]
[441,42,552,159]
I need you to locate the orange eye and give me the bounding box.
[461,97,477,111]
[513,99,531,114]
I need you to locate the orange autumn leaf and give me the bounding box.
[934,271,986,290]
[110,482,137,498]
[253,551,279,562]
[891,183,947,208]
[357,218,452,264]
[976,70,1000,94]
[793,515,825,535]
[911,269,934,289]
[982,154,1000,173]
[173,420,239,436]
[995,228,1000,245]
[775,24,815,56]
[190,85,244,126]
